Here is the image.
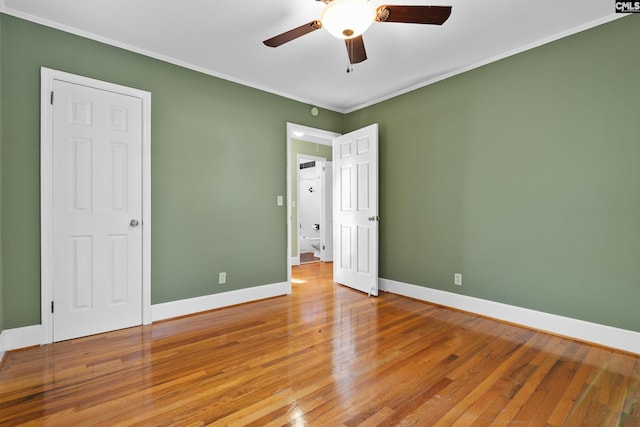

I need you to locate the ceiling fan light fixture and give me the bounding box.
[320,0,376,39]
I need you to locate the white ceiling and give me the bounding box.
[0,0,621,112]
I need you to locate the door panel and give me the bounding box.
[340,225,352,269]
[71,236,93,309]
[109,234,129,303]
[52,79,143,342]
[333,124,379,296]
[357,163,370,210]
[357,226,370,273]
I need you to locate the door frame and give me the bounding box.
[40,67,152,344]
[286,123,339,289]
[321,160,334,263]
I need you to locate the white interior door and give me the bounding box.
[333,124,379,296]
[51,79,143,342]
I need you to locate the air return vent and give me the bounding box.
[300,161,316,170]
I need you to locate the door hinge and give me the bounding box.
[50,91,54,105]
[51,301,54,313]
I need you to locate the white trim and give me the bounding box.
[0,283,287,352]
[286,123,340,292]
[291,256,300,266]
[0,5,624,114]
[40,67,152,345]
[5,280,637,356]
[0,6,344,114]
[0,325,43,353]
[379,278,640,355]
[288,124,336,147]
[342,14,627,113]
[151,282,289,322]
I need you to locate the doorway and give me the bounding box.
[286,122,379,296]
[286,124,339,286]
[297,154,330,264]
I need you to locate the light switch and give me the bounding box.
[277,195,283,206]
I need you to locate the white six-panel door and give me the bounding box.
[51,79,143,342]
[333,124,379,296]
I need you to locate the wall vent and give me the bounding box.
[299,161,316,170]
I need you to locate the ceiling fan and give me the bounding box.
[263,0,452,66]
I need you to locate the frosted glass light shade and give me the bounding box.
[320,0,376,39]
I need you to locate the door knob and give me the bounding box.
[368,216,375,221]
[130,219,139,227]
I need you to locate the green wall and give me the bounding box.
[2,12,639,335]
[346,15,640,332]
[0,14,4,333]
[290,139,333,257]
[0,14,343,329]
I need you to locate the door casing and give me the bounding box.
[40,67,152,344]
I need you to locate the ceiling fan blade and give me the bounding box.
[263,21,322,47]
[345,35,367,64]
[376,5,452,25]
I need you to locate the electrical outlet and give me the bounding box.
[454,273,462,286]
[218,272,227,285]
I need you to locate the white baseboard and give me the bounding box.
[152,281,290,322]
[291,256,300,266]
[5,280,635,356]
[0,283,289,352]
[0,325,43,353]
[379,278,640,355]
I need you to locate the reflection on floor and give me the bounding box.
[2,262,638,425]
[300,252,320,263]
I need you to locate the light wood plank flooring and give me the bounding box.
[1,262,639,426]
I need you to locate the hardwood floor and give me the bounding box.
[1,262,639,426]
[300,252,320,264]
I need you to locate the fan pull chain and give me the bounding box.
[346,39,354,74]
